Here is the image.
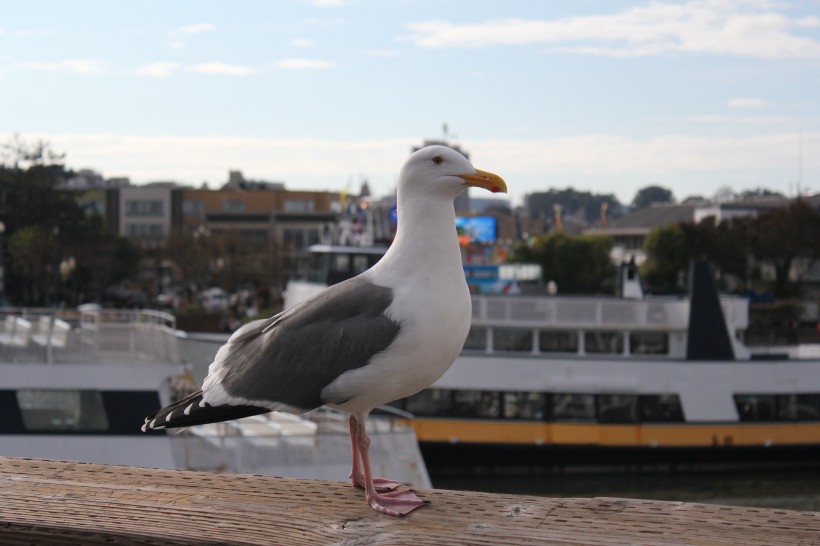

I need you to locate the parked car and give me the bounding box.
[199,287,229,312]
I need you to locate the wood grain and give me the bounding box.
[1,457,818,545]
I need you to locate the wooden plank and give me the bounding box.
[1,457,818,545]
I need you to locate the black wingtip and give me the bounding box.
[142,390,271,431]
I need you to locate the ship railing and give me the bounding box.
[470,293,749,332]
[170,409,420,476]
[0,307,181,365]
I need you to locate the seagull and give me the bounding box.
[143,145,507,516]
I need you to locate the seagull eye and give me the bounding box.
[432,156,443,165]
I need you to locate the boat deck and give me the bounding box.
[2,457,818,545]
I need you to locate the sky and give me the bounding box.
[2,0,819,205]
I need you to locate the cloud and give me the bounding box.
[403,1,820,59]
[169,23,215,36]
[187,61,255,76]
[365,49,400,58]
[691,114,791,124]
[135,62,180,78]
[727,97,766,108]
[290,38,314,48]
[25,130,818,203]
[33,133,409,188]
[16,59,105,74]
[469,132,819,179]
[12,29,49,38]
[274,58,336,69]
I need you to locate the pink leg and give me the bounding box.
[348,415,400,492]
[351,415,426,516]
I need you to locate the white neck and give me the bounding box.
[371,191,463,279]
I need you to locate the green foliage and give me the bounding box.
[631,185,675,210]
[6,226,56,305]
[524,188,621,227]
[239,306,282,324]
[641,225,688,292]
[510,233,616,294]
[747,199,820,298]
[0,138,141,305]
[161,228,280,294]
[642,199,820,298]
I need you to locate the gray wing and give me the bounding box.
[215,276,401,411]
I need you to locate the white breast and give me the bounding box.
[323,271,471,417]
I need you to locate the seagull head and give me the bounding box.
[398,145,507,201]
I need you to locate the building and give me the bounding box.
[175,186,342,279]
[585,196,799,265]
[117,183,176,248]
[585,203,697,264]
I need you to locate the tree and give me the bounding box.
[712,186,735,202]
[162,228,281,296]
[631,185,675,210]
[0,134,65,169]
[524,188,621,227]
[0,136,141,305]
[509,233,616,294]
[6,226,57,305]
[641,225,688,293]
[738,188,785,200]
[641,200,820,299]
[746,199,820,298]
[679,216,751,291]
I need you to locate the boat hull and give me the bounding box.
[419,440,820,470]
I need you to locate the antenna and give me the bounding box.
[442,123,449,142]
[797,125,803,195]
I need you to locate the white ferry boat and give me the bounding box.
[0,306,430,486]
[286,246,820,468]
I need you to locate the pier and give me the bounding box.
[1,457,818,545]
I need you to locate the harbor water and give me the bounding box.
[431,466,820,511]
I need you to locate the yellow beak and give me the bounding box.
[459,169,507,194]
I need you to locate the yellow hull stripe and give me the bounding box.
[401,419,820,448]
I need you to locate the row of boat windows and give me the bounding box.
[735,394,820,422]
[391,389,685,423]
[464,328,670,355]
[391,389,820,424]
[0,389,163,435]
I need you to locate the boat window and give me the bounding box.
[352,255,370,275]
[463,327,487,351]
[584,331,624,354]
[629,332,669,355]
[796,394,820,420]
[777,394,799,420]
[538,330,578,353]
[597,394,639,423]
[552,393,596,421]
[503,392,547,420]
[452,390,501,418]
[367,253,384,268]
[404,389,452,417]
[16,390,109,432]
[333,254,350,272]
[734,394,777,421]
[639,394,685,422]
[775,394,820,421]
[308,253,331,283]
[327,254,352,285]
[493,329,532,352]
